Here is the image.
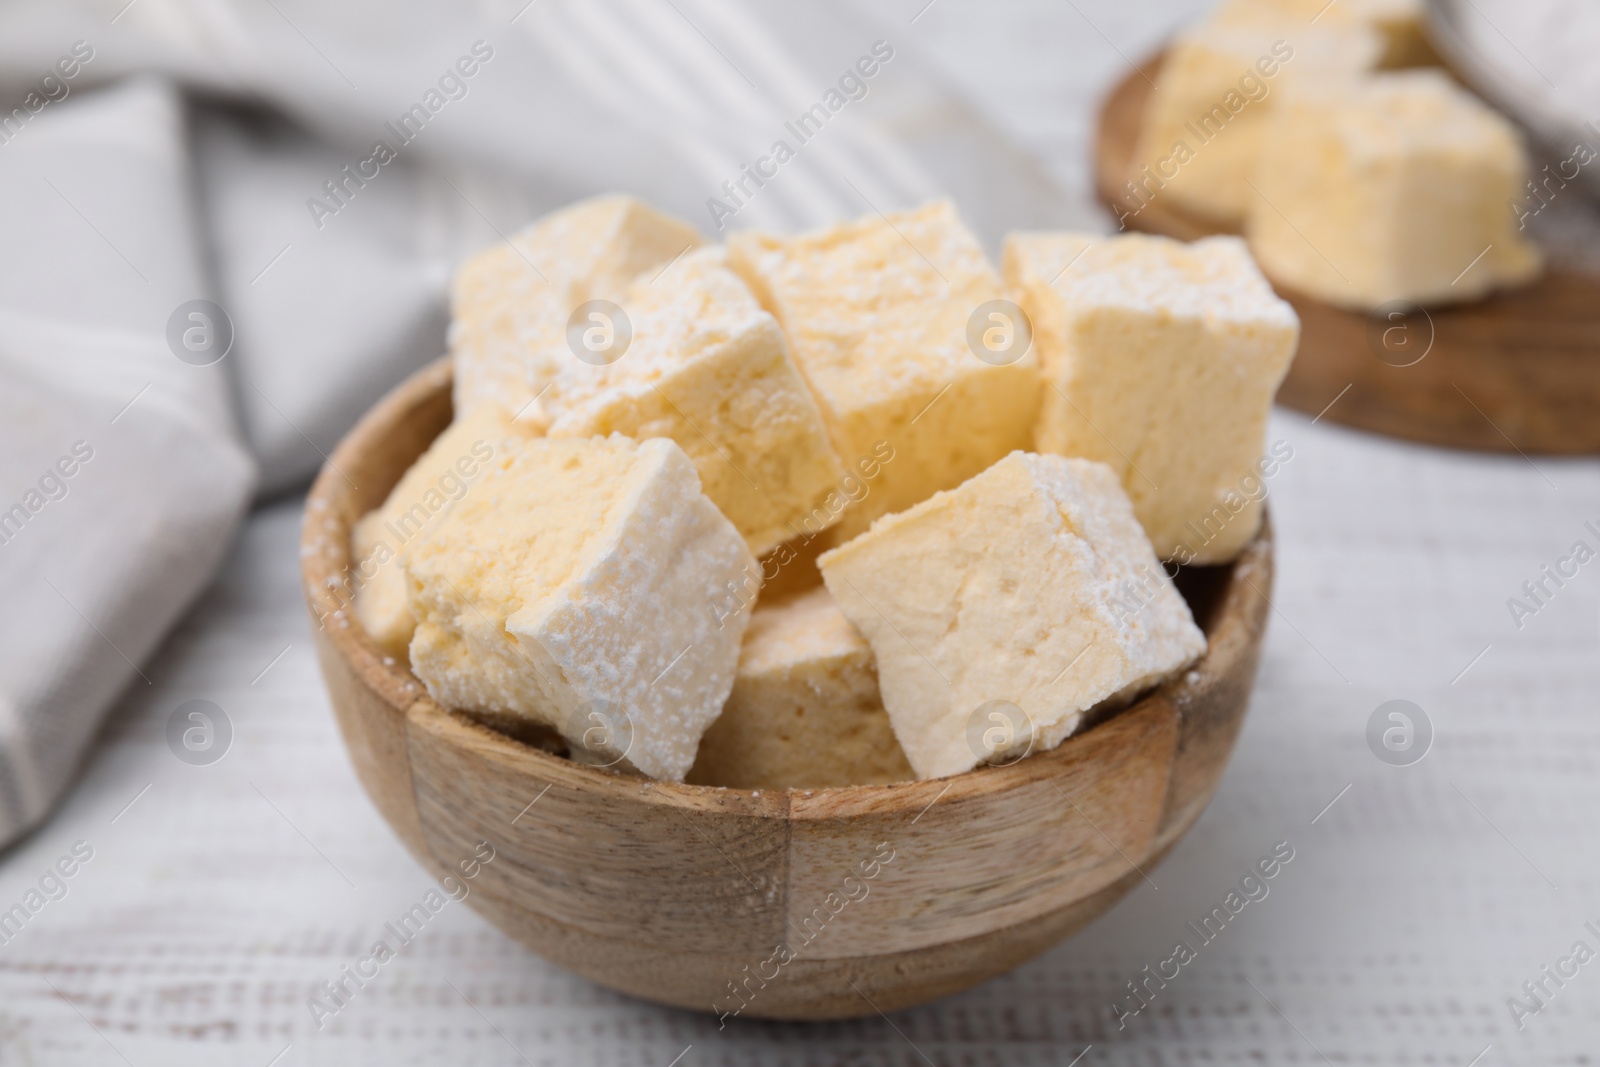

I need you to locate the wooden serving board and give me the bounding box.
[1094,51,1600,455]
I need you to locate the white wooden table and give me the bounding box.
[6,2,1600,1062]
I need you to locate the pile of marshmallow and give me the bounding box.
[351,195,1299,786]
[1130,0,1542,310]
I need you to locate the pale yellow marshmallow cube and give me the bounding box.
[819,453,1205,781]
[351,405,542,660]
[404,435,755,781]
[1132,21,1379,228]
[1212,0,1434,68]
[1247,70,1542,310]
[729,200,1040,541]
[543,247,845,556]
[1004,231,1298,564]
[450,195,702,422]
[687,586,914,790]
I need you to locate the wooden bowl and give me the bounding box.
[1095,51,1600,455]
[300,359,1274,1020]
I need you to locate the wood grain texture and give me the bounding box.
[1094,51,1600,455]
[784,701,1176,957]
[301,360,451,865]
[298,360,1273,1019]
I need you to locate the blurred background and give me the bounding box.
[1,0,1597,1062]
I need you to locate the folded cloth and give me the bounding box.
[0,0,1083,847]
[0,79,254,844]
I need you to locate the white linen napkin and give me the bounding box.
[0,78,254,842]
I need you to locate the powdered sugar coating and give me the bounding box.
[728,200,1039,539]
[1012,232,1297,327]
[404,434,754,781]
[542,248,845,554]
[1291,69,1526,163]
[1004,230,1298,565]
[1249,70,1542,308]
[350,404,542,660]
[820,452,1205,780]
[450,195,702,422]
